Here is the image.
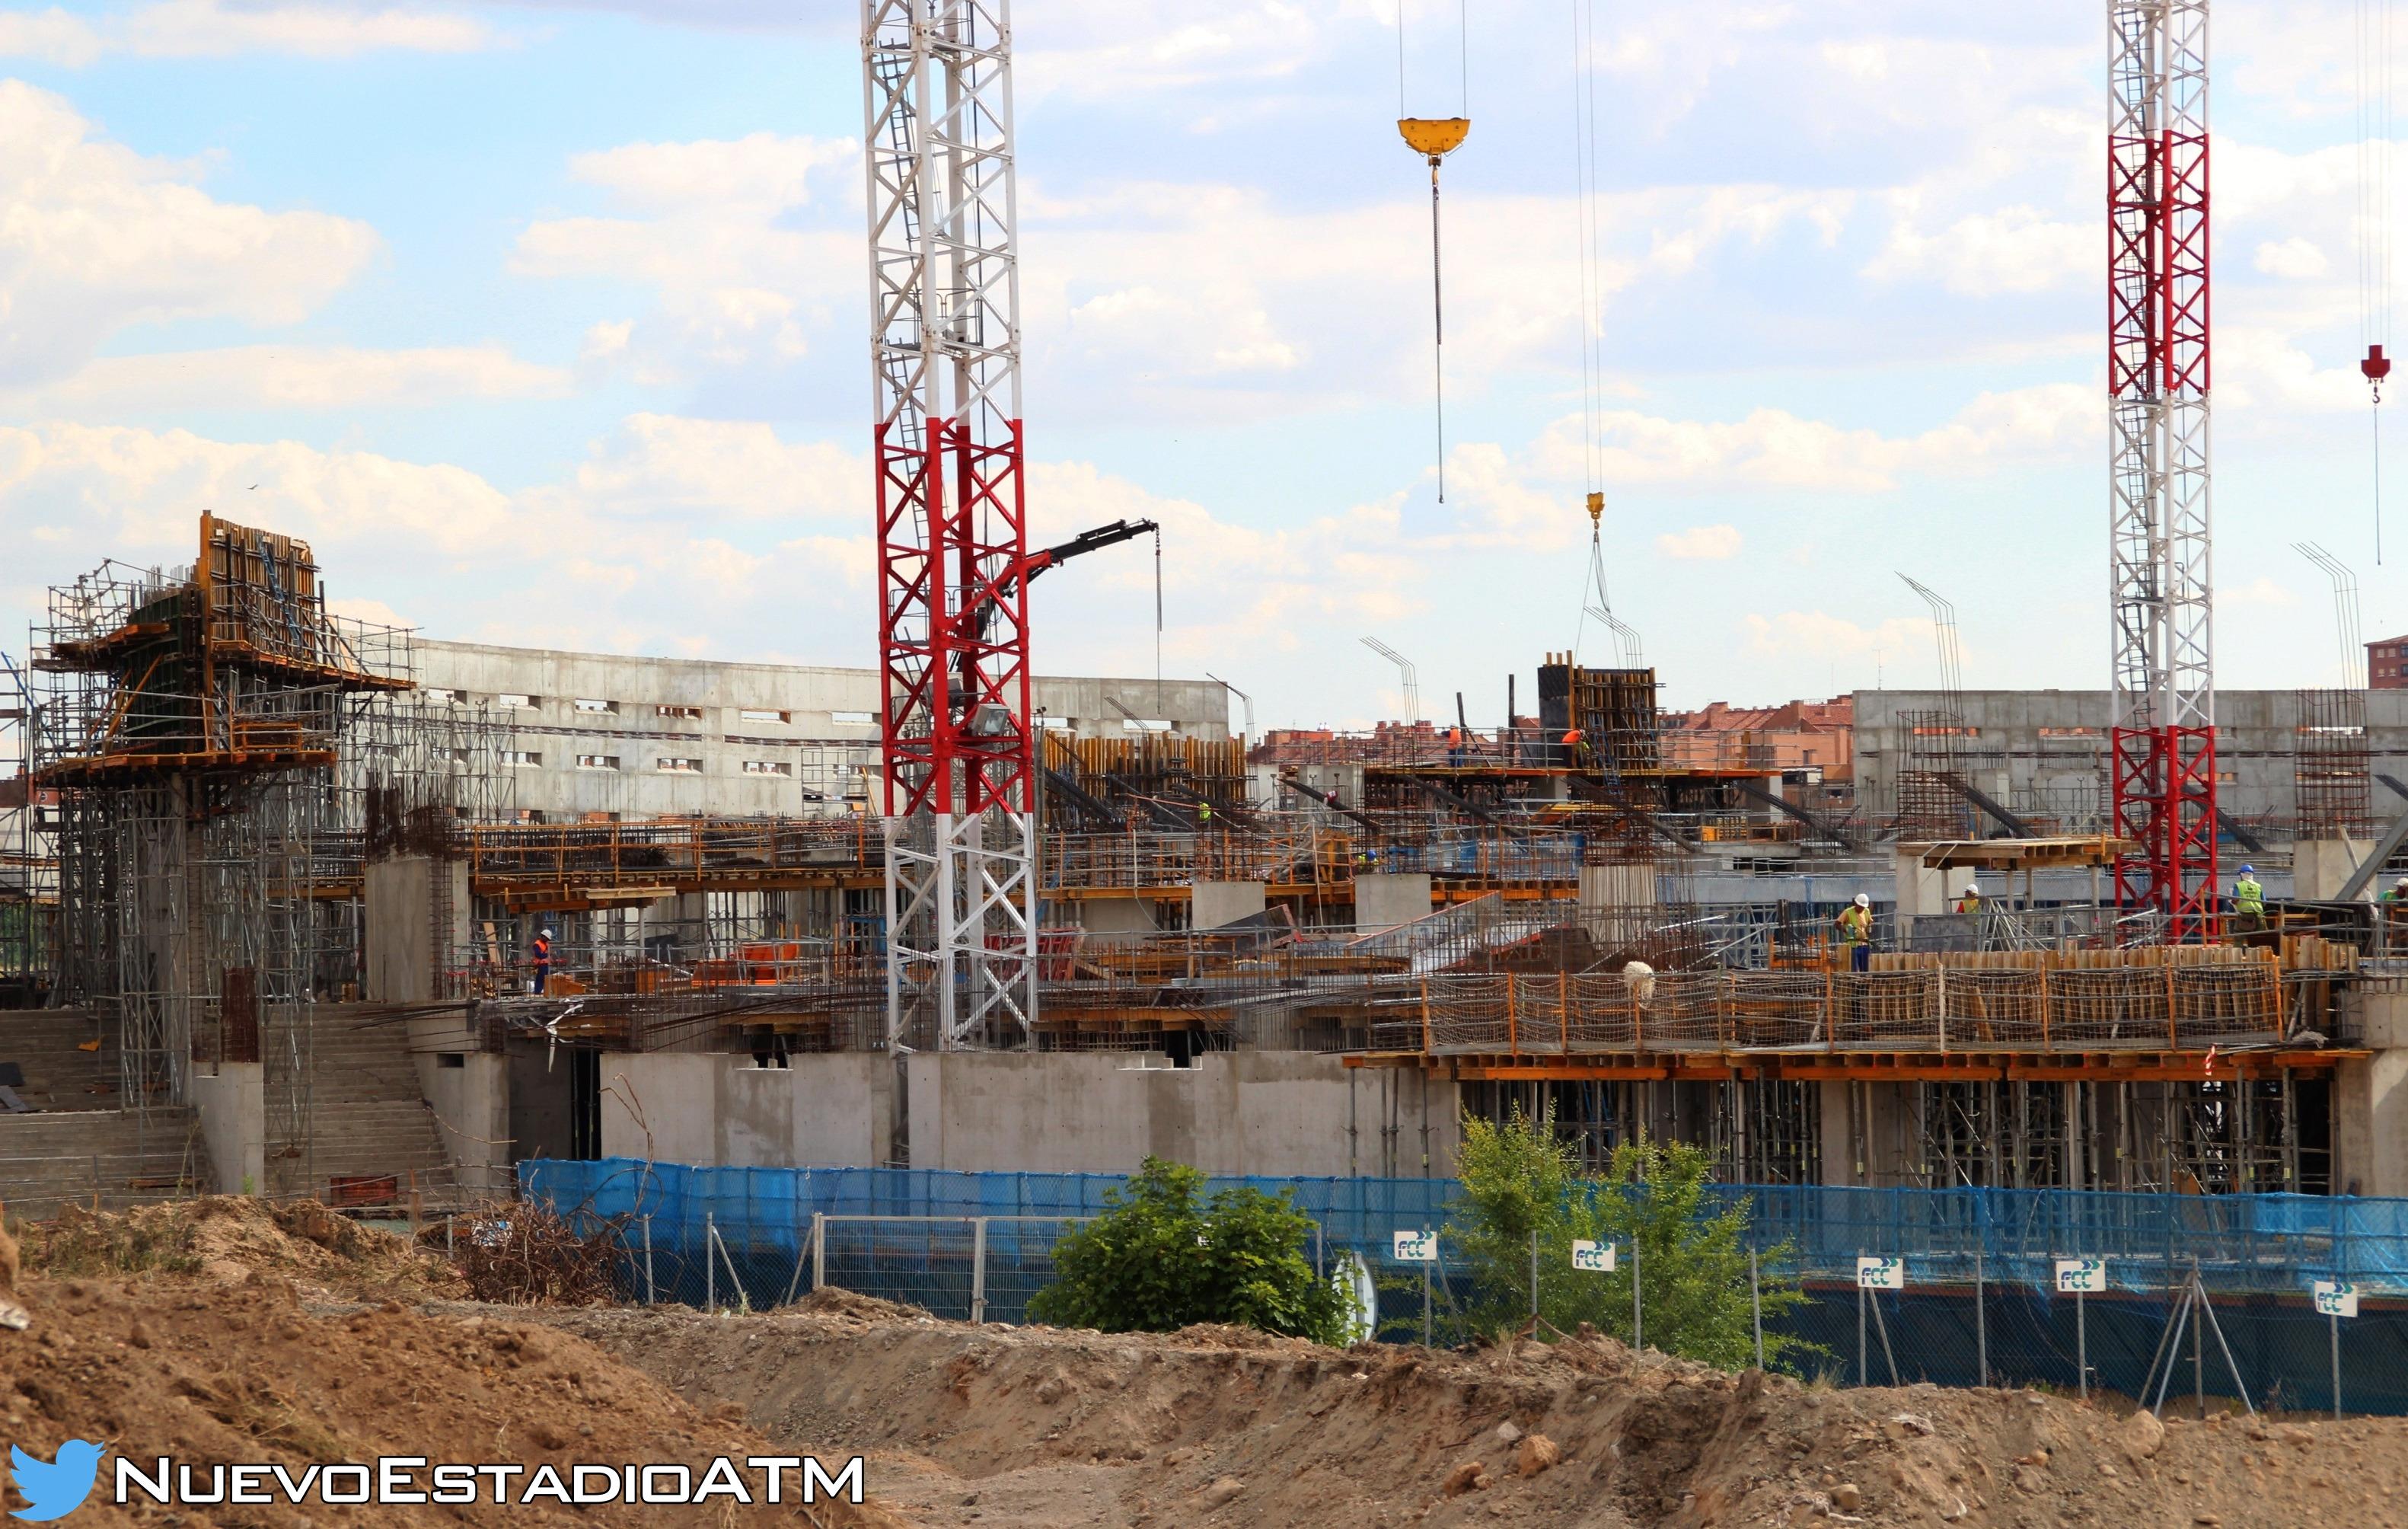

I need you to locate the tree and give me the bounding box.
[1028,1157,1357,1345]
[1446,1108,1819,1372]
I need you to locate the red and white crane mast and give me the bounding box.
[2107,0,2217,939]
[865,0,1037,1047]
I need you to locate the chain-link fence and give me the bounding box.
[521,1158,2408,1414]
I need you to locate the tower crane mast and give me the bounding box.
[2107,0,2217,938]
[865,0,1036,1048]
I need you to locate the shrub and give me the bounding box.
[1028,1157,1356,1344]
[1446,1107,1820,1372]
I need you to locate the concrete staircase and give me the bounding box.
[0,1008,122,1111]
[266,1010,458,1208]
[0,1106,202,1216]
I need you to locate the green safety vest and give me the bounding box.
[1836,907,1871,945]
[2234,877,2264,914]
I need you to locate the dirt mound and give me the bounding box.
[783,1287,933,1323]
[0,1272,917,1526]
[21,1196,467,1301]
[541,1304,2408,1529]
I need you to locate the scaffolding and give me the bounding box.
[30,518,416,1172]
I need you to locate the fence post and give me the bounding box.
[812,1211,826,1292]
[1749,1248,1764,1371]
[2076,1285,2087,1403]
[2332,1308,2344,1422]
[1974,1241,1986,1389]
[1421,1262,1433,1348]
[706,1211,716,1311]
[971,1216,988,1326]
[1631,1234,1643,1351]
[1858,1278,1867,1387]
[1528,1228,1539,1320]
[1315,1221,1325,1282]
[642,1215,654,1306]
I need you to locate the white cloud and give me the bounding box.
[0,1,494,61]
[1561,382,2094,495]
[0,8,104,65]
[0,416,879,663]
[2255,237,2331,279]
[566,132,853,213]
[0,81,379,388]
[1743,610,1929,662]
[10,345,569,411]
[1656,524,1743,560]
[525,413,862,522]
[2222,576,2302,610]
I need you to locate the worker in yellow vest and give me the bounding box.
[1835,893,1874,972]
[2232,864,2266,934]
[1955,883,1982,915]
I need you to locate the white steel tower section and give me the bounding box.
[865,0,1038,1052]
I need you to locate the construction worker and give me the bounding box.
[1561,726,1587,769]
[1197,799,1214,831]
[2232,864,2266,934]
[2384,876,2408,904]
[1955,883,1982,915]
[531,927,554,995]
[1835,892,1874,972]
[1446,723,1463,767]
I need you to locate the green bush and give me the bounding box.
[1446,1107,1820,1372]
[1028,1157,1357,1345]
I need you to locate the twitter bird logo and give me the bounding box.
[9,1441,103,1521]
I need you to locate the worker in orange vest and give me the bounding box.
[531,927,553,995]
[1446,723,1464,766]
[1561,726,1587,769]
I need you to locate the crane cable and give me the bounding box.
[2361,0,2395,561]
[1399,0,1470,503]
[1566,0,1628,669]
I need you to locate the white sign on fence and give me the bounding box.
[2314,1280,2360,1319]
[1571,1239,1616,1273]
[2055,1258,2106,1294]
[1392,1230,1438,1263]
[1856,1256,1905,1291]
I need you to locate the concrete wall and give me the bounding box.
[1192,880,1267,930]
[597,1053,895,1168]
[1354,873,1434,932]
[907,1052,1459,1177]
[1855,688,2408,835]
[190,1064,263,1194]
[418,640,1228,822]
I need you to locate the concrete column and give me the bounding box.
[1890,850,1972,940]
[2336,990,2408,1196]
[1578,863,1657,950]
[2295,838,2375,902]
[1818,1081,1855,1186]
[365,855,468,1004]
[190,1063,264,1194]
[1077,897,1159,937]
[1354,873,1434,931]
[1191,880,1268,930]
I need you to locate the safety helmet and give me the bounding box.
[1853,892,1871,908]
[2238,865,2255,876]
[542,927,556,938]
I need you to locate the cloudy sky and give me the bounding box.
[0,1,2398,728]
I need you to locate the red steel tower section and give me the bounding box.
[2107,0,2218,939]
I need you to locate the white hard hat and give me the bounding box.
[1854,892,1871,908]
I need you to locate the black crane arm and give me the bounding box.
[1020,518,1159,589]
[966,519,1160,643]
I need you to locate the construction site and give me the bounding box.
[16,0,2408,1524]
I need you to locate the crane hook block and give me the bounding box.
[1398,117,1470,162]
[1586,490,1604,527]
[2366,343,2394,382]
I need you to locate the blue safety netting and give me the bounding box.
[521,1159,2408,1294]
